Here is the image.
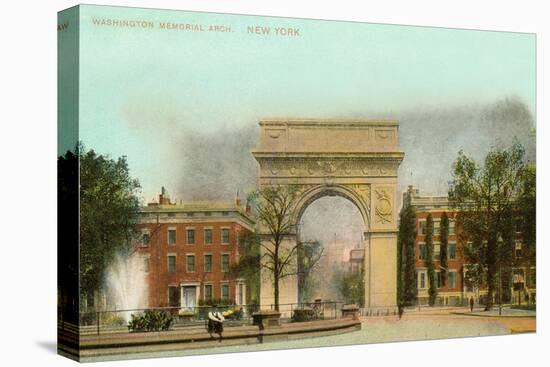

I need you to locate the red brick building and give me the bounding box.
[403,186,463,305]
[403,186,536,306]
[135,188,255,309]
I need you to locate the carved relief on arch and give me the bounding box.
[347,184,371,211]
[374,187,393,224]
[375,129,395,141]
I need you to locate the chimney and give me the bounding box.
[159,186,172,205]
[235,189,241,207]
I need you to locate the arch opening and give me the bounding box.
[296,195,366,304]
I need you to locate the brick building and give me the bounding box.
[135,188,255,310]
[402,186,536,306]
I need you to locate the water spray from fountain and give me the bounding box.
[105,251,149,322]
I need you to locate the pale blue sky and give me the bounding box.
[68,5,535,200]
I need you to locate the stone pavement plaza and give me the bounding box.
[82,307,535,362]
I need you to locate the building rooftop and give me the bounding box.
[402,185,453,211]
[142,200,246,212]
[138,188,255,229]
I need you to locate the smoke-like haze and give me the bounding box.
[394,97,535,197]
[147,96,534,202]
[177,124,259,200]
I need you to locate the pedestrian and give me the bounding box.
[207,311,225,342]
[469,296,474,312]
[398,304,404,320]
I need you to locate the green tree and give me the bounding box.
[247,185,302,311]
[425,214,437,306]
[439,212,449,287]
[449,142,528,310]
[335,268,365,305]
[297,241,324,303]
[397,200,417,306]
[58,147,80,323]
[79,145,141,305]
[230,231,262,304]
[517,165,536,290]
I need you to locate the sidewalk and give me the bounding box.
[452,307,536,318]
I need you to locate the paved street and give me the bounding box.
[86,307,534,362]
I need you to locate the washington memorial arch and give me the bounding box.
[252,118,404,312]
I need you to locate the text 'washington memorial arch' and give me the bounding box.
[252,118,404,313]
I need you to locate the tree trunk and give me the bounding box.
[273,274,280,311]
[486,238,497,311]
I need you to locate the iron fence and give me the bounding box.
[72,301,345,335]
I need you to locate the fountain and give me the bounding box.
[105,251,149,322]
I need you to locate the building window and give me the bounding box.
[204,254,212,272]
[204,229,213,244]
[434,243,441,258]
[168,255,176,272]
[434,221,440,235]
[222,211,229,216]
[449,220,455,235]
[143,257,150,273]
[204,284,213,303]
[448,242,456,260]
[436,271,442,288]
[187,229,195,245]
[221,283,229,301]
[515,242,523,259]
[221,254,230,272]
[419,221,426,235]
[186,255,195,273]
[448,271,457,289]
[513,269,525,285]
[419,271,426,289]
[141,230,150,247]
[168,286,180,307]
[204,212,212,217]
[221,228,230,244]
[419,243,427,260]
[168,229,177,245]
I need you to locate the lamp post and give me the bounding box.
[497,233,503,316]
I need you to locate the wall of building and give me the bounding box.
[414,210,464,305]
[136,220,250,308]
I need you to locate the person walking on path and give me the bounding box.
[469,297,474,312]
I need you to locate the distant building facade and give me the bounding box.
[349,248,364,274]
[403,186,535,306]
[135,188,254,309]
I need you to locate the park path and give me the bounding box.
[82,309,535,362]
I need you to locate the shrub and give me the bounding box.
[292,307,317,322]
[128,310,174,332]
[101,312,125,327]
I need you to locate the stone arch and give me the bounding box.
[293,184,370,231]
[252,118,404,314]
